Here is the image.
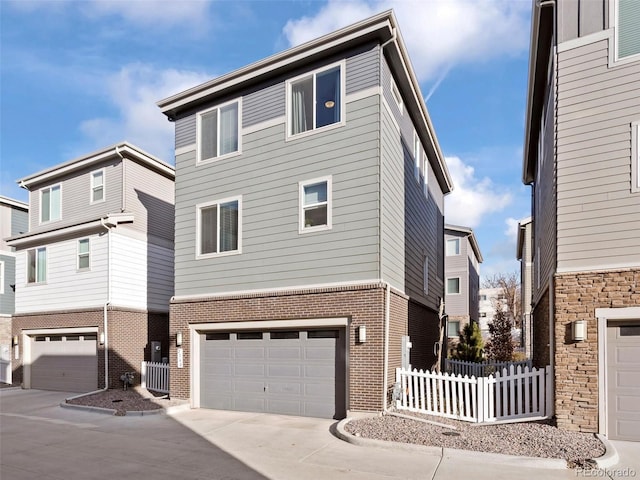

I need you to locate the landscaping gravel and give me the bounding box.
[66,387,187,416]
[345,409,605,468]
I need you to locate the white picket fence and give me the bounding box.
[141,361,169,394]
[396,364,551,423]
[445,358,532,378]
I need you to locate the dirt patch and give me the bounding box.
[66,387,187,416]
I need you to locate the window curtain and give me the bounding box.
[200,110,218,160]
[220,201,238,252]
[36,248,46,282]
[200,205,218,254]
[219,103,238,155]
[292,77,312,135]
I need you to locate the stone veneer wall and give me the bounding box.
[553,269,640,432]
[170,283,429,413]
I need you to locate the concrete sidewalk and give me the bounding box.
[2,389,636,480]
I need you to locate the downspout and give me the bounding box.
[100,217,112,390]
[379,27,396,413]
[115,145,126,212]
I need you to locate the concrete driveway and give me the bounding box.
[1,389,635,480]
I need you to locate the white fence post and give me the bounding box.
[141,361,170,394]
[141,361,147,389]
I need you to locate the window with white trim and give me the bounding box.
[0,261,4,294]
[91,169,105,203]
[197,197,241,257]
[422,154,429,196]
[197,99,241,163]
[616,0,640,60]
[414,132,420,182]
[40,185,61,223]
[447,320,460,338]
[423,257,429,295]
[288,63,343,137]
[446,277,460,295]
[27,247,46,283]
[78,238,90,270]
[391,77,403,113]
[446,238,460,256]
[300,176,332,233]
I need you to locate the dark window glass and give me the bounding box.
[620,326,640,337]
[307,330,338,339]
[66,336,80,341]
[205,333,230,341]
[83,335,97,341]
[270,331,299,340]
[237,332,263,340]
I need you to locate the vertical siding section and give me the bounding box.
[175,115,196,150]
[243,82,285,127]
[111,233,173,312]
[556,37,640,271]
[558,0,607,43]
[14,234,108,313]
[124,159,175,242]
[27,161,123,231]
[11,208,28,237]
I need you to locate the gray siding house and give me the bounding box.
[524,0,640,440]
[443,224,482,342]
[0,196,29,384]
[158,11,453,419]
[6,143,175,392]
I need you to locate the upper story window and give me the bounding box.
[299,176,332,233]
[446,277,460,295]
[0,261,4,294]
[447,320,460,338]
[632,121,639,193]
[78,239,90,270]
[40,185,61,223]
[197,99,241,163]
[446,238,460,256]
[91,169,105,203]
[413,133,421,183]
[27,247,46,283]
[196,196,241,258]
[287,62,344,138]
[390,77,403,113]
[423,257,429,295]
[422,154,429,197]
[616,0,640,60]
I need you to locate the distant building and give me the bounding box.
[443,225,482,341]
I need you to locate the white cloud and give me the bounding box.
[283,0,530,81]
[80,64,211,162]
[504,217,520,242]
[444,156,512,228]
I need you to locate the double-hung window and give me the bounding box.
[197,197,241,257]
[91,170,105,203]
[446,238,460,256]
[299,176,332,233]
[446,277,460,295]
[422,154,429,196]
[616,0,640,60]
[40,185,61,223]
[447,321,460,338]
[288,62,343,137]
[27,247,47,283]
[632,120,639,193]
[391,77,403,113]
[78,239,90,270]
[198,99,241,163]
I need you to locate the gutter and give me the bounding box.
[383,282,391,411]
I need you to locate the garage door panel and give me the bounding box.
[617,346,640,363]
[617,371,640,388]
[618,419,640,438]
[30,335,97,393]
[200,327,345,419]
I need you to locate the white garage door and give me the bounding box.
[200,329,346,419]
[31,334,98,393]
[607,321,640,441]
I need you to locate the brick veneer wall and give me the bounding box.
[388,290,408,401]
[532,288,550,369]
[0,317,12,352]
[170,283,390,412]
[12,308,168,389]
[553,269,640,432]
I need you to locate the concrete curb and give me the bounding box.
[594,434,619,468]
[336,416,572,470]
[60,402,117,415]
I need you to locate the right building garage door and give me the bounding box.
[200,329,346,419]
[607,321,640,441]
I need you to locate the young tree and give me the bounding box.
[485,307,514,361]
[482,271,521,327]
[452,322,484,363]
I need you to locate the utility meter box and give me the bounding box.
[151,341,162,363]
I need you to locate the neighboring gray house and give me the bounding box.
[516,217,532,358]
[523,0,640,440]
[158,11,453,419]
[443,224,482,342]
[6,143,175,392]
[0,196,28,384]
